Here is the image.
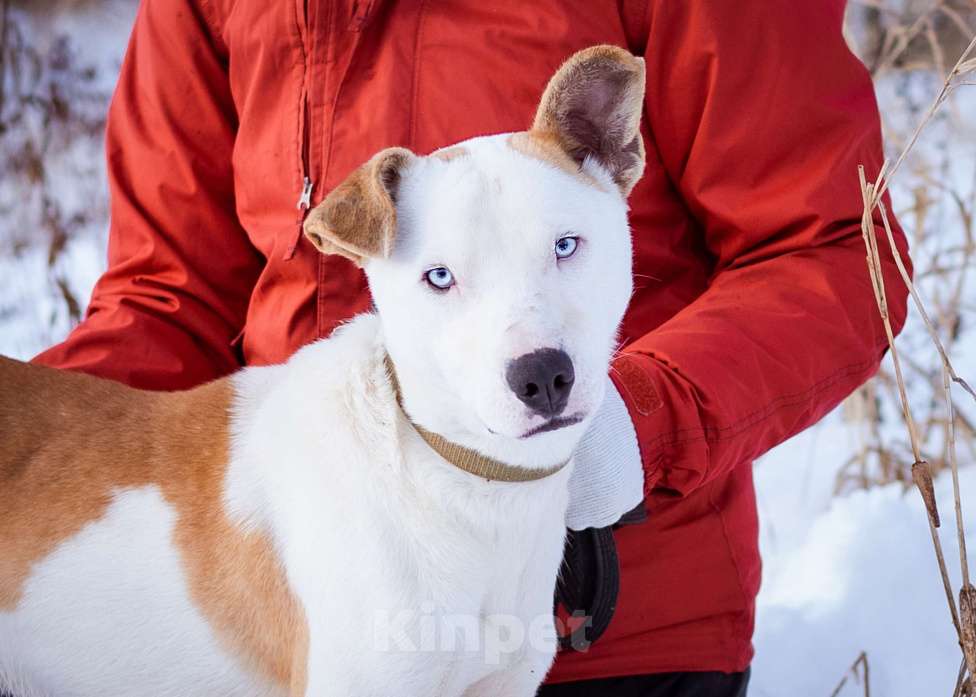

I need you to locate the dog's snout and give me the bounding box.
[506,348,574,418]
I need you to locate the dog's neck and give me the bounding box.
[383,355,571,482]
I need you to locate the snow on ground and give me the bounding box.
[0,232,105,358]
[0,0,135,359]
[743,74,976,696]
[753,411,970,696]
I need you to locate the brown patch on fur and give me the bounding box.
[431,146,469,162]
[304,147,414,266]
[507,132,606,191]
[0,357,308,692]
[531,44,646,196]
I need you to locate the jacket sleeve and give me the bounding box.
[32,0,263,390]
[612,0,911,496]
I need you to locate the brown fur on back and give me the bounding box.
[0,357,307,693]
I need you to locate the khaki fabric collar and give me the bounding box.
[384,356,569,483]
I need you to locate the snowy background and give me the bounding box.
[1,2,974,695]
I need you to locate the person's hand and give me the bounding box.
[566,376,645,530]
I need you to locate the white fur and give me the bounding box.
[372,135,632,469]
[0,133,633,696]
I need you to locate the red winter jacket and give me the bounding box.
[35,0,909,682]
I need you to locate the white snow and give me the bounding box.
[0,0,135,359]
[753,412,971,696]
[0,233,104,358]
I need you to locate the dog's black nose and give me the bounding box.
[506,348,575,418]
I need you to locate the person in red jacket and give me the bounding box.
[31,1,909,695]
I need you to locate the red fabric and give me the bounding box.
[34,0,910,680]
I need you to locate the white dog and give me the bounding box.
[0,45,645,697]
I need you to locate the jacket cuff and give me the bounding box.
[609,352,667,495]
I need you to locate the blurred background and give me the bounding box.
[1,1,974,695]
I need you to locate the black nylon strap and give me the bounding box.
[555,501,647,651]
[556,526,620,652]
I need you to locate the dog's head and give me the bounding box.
[304,46,644,469]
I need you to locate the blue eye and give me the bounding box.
[425,266,455,290]
[555,235,579,259]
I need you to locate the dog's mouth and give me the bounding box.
[518,413,584,439]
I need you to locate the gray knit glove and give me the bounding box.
[566,376,646,531]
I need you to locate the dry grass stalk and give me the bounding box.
[874,189,976,405]
[859,168,963,641]
[874,33,976,200]
[851,0,976,76]
[955,656,970,697]
[858,29,976,689]
[0,0,113,278]
[876,197,974,584]
[829,650,871,697]
[947,362,973,590]
[914,458,943,527]
[963,586,976,683]
[837,15,976,490]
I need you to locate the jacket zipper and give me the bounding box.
[286,0,314,260]
[297,70,313,211]
[298,175,313,210]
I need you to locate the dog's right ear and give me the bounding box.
[303,147,414,266]
[532,45,646,197]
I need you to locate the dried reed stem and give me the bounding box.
[859,169,962,637]
[953,656,967,697]
[856,28,976,688]
[0,0,8,119]
[875,196,976,404]
[829,651,871,697]
[876,200,972,591]
[875,33,976,202]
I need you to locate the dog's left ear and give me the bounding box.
[303,147,414,266]
[532,45,646,197]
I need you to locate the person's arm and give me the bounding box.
[611,0,910,497]
[33,0,262,390]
